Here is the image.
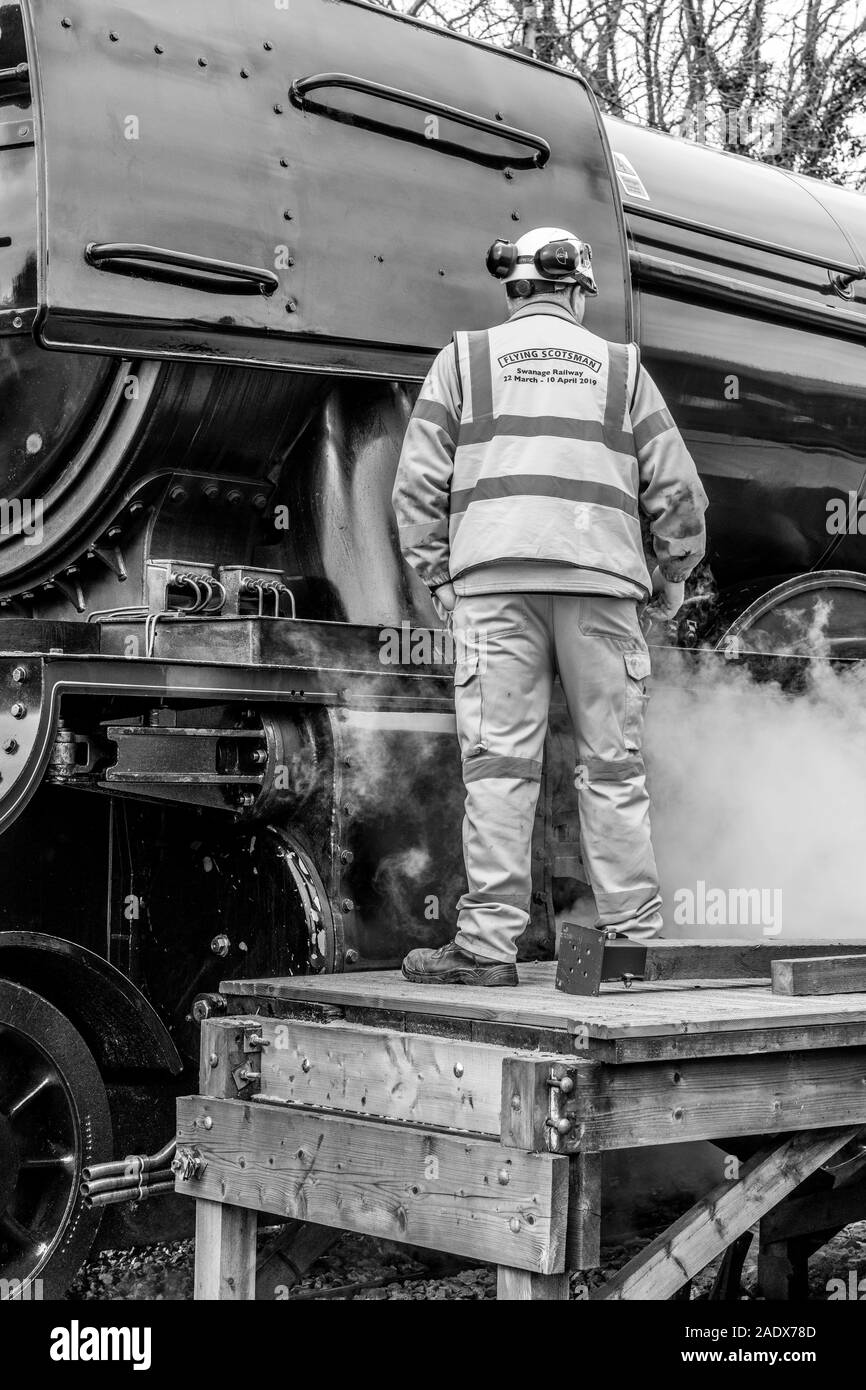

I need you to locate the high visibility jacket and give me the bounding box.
[392,301,708,598]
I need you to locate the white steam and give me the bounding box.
[645,646,866,939]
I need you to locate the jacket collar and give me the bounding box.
[506,301,581,327]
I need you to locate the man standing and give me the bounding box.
[392,227,707,987]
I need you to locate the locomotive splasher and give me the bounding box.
[0,0,866,1297]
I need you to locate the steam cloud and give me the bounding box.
[645,637,866,940]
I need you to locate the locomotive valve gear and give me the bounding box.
[392,225,708,982]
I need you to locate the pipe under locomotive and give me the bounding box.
[1,0,866,1296]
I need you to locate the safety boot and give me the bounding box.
[401,940,518,987]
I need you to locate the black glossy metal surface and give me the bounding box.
[22,0,628,373]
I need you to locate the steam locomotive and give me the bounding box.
[1,0,865,1296]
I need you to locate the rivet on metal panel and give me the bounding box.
[438,268,445,276]
[511,210,520,221]
[12,316,22,329]
[60,17,72,28]
[274,103,283,114]
[376,255,384,263]
[3,739,18,754]
[240,69,249,79]
[341,898,354,912]
[495,111,504,120]
[504,169,514,180]
[279,157,289,167]
[154,44,164,55]
[198,57,208,68]
[263,41,273,51]
[109,31,119,42]
[283,209,293,220]
[345,948,359,964]
[340,849,353,865]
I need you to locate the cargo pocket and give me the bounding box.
[454,650,486,758]
[623,649,652,753]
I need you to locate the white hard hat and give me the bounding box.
[485,225,598,295]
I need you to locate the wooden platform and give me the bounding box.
[176,952,866,1301]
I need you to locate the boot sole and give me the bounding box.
[401,963,519,988]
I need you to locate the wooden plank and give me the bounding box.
[606,1019,866,1064]
[645,940,866,983]
[176,1095,569,1274]
[194,1197,257,1300]
[773,955,866,996]
[220,964,866,1042]
[593,1125,861,1300]
[497,1267,570,1300]
[565,1151,602,1271]
[255,1018,544,1136]
[508,1047,866,1151]
[200,1018,253,1098]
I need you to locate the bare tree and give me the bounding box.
[383,0,866,183]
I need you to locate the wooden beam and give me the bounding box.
[552,1047,866,1151]
[177,1095,569,1274]
[565,1150,602,1271]
[644,940,866,983]
[497,1267,570,1300]
[194,1197,257,1300]
[773,956,866,997]
[256,1017,530,1137]
[592,1125,860,1301]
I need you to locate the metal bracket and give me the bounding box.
[556,921,647,996]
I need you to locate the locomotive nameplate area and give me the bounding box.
[21,0,629,377]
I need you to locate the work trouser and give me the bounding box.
[450,592,663,964]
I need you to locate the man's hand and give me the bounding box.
[432,581,456,622]
[647,567,685,622]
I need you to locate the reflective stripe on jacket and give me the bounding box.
[392,302,708,595]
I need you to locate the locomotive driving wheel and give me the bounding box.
[0,980,112,1298]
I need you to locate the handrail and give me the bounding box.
[290,71,550,170]
[623,201,866,291]
[85,243,280,296]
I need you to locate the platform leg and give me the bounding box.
[757,1230,813,1301]
[194,1198,257,1300]
[497,1267,570,1300]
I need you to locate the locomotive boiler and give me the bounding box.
[1,0,866,1297]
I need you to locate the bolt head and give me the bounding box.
[203,1116,213,1130]
[11,667,27,684]
[3,739,18,754]
[341,898,354,913]
[497,1167,510,1186]
[555,1116,573,1135]
[509,1216,521,1233]
[558,1075,575,1094]
[301,1058,311,1073]
[453,1062,464,1079]
[10,703,25,719]
[208,1053,219,1068]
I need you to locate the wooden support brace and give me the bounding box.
[592,1124,862,1301]
[194,1198,257,1301]
[497,1267,571,1300]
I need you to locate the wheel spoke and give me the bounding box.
[19,1155,75,1172]
[4,1073,57,1118]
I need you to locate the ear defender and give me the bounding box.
[534,239,580,279]
[485,239,518,279]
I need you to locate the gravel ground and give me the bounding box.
[66,1221,866,1302]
